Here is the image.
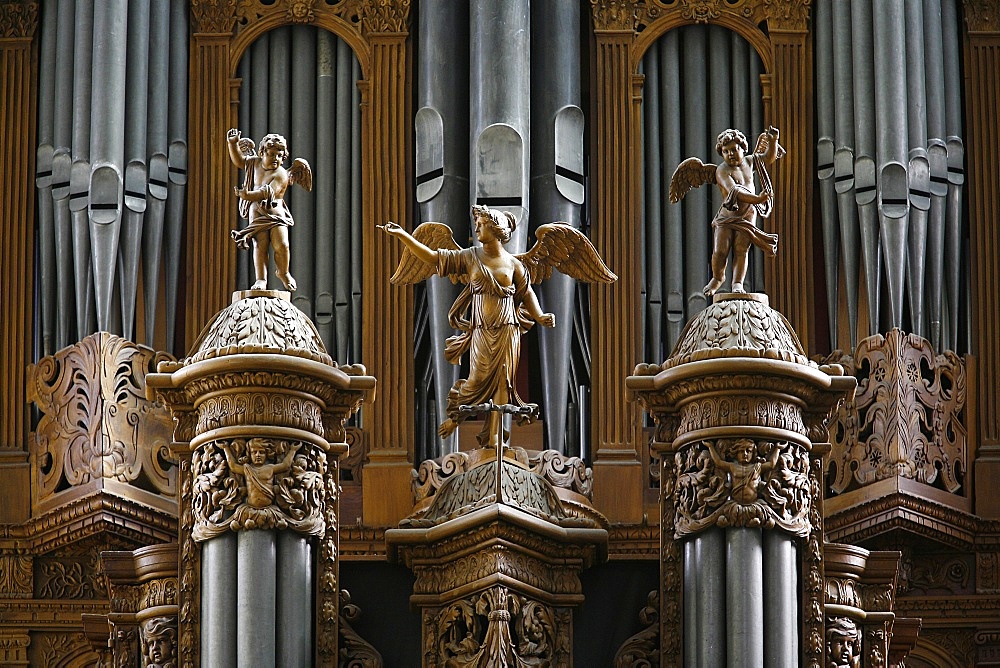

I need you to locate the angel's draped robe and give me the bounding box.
[231,155,295,249]
[437,247,534,438]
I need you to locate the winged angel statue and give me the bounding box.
[227,128,313,291]
[382,205,617,448]
[669,127,784,297]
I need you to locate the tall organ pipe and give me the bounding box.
[350,57,363,365]
[334,38,354,363]
[120,0,151,342]
[660,33,684,351]
[290,26,318,321]
[642,49,663,364]
[942,0,964,352]
[35,1,58,356]
[314,31,335,350]
[142,0,170,347]
[530,0,583,452]
[89,0,128,333]
[923,0,948,350]
[681,28,709,316]
[852,0,881,336]
[815,0,840,343]
[905,0,930,337]
[873,0,909,329]
[470,0,531,253]
[164,0,188,354]
[832,0,860,348]
[417,0,469,454]
[52,0,76,349]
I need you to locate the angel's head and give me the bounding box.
[259,133,288,166]
[715,129,748,166]
[471,205,516,244]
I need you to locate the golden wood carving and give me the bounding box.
[0,556,32,598]
[339,590,383,667]
[825,616,861,668]
[965,0,1000,32]
[591,0,640,31]
[612,590,658,666]
[823,330,967,495]
[27,333,178,512]
[0,1,36,38]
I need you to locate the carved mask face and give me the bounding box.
[735,443,755,464]
[828,635,856,667]
[722,140,745,167]
[249,445,267,465]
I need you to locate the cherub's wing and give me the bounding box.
[516,224,617,285]
[389,222,463,285]
[668,157,717,203]
[237,137,256,158]
[288,158,313,192]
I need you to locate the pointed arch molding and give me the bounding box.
[587,0,812,521]
[186,0,415,525]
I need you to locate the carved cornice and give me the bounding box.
[591,0,640,31]
[191,0,239,33]
[965,0,1000,32]
[361,0,409,34]
[894,594,1000,620]
[0,1,37,38]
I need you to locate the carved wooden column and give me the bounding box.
[360,4,416,526]
[965,1,1000,518]
[185,6,239,348]
[149,290,375,666]
[764,3,814,351]
[0,1,37,524]
[627,294,855,667]
[589,0,644,523]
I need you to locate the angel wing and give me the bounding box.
[668,157,718,203]
[389,222,463,285]
[517,224,617,285]
[237,137,256,159]
[288,158,313,192]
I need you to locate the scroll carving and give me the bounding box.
[824,329,967,495]
[0,556,32,598]
[428,586,564,668]
[191,439,327,540]
[177,460,199,668]
[673,439,812,537]
[612,590,659,667]
[28,333,177,501]
[317,463,340,664]
[0,1,37,38]
[339,590,383,667]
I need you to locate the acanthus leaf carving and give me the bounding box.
[590,0,640,31]
[361,0,410,34]
[761,0,811,31]
[339,590,383,666]
[190,0,238,33]
[0,556,32,598]
[612,590,659,666]
[0,1,37,39]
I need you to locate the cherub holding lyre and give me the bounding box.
[381,205,617,449]
[670,127,784,297]
[227,129,313,291]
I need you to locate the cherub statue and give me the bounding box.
[381,205,616,448]
[221,438,300,509]
[706,438,781,505]
[227,129,313,291]
[669,127,784,297]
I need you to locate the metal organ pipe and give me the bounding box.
[52,0,76,349]
[660,32,685,352]
[314,31,335,351]
[941,0,964,352]
[71,0,96,338]
[35,1,57,356]
[923,0,948,351]
[815,0,840,344]
[681,27,710,317]
[642,49,663,365]
[89,0,128,333]
[290,26,318,323]
[417,0,469,455]
[350,57,363,366]
[905,0,930,338]
[470,0,531,253]
[334,38,354,364]
[164,0,188,353]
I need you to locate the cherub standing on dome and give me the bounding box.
[381,205,617,448]
[669,126,784,297]
[227,128,313,292]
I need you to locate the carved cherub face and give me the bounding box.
[733,440,756,464]
[248,440,269,465]
[828,633,857,667]
[721,140,745,167]
[259,133,288,168]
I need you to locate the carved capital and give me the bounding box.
[590,0,639,31]
[965,0,1000,32]
[362,0,410,34]
[190,0,238,33]
[672,439,813,538]
[761,0,811,31]
[191,438,329,540]
[0,1,37,39]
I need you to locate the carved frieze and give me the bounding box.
[613,590,659,666]
[672,439,812,537]
[36,552,105,600]
[677,395,806,436]
[28,333,177,505]
[425,586,567,668]
[0,555,32,598]
[824,329,967,495]
[191,438,327,540]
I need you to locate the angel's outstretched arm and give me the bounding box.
[757,127,781,164]
[381,222,439,266]
[220,442,244,475]
[227,129,247,169]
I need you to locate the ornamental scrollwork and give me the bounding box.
[804,454,825,668]
[824,329,967,495]
[141,616,177,668]
[612,590,659,666]
[673,439,812,538]
[0,1,37,38]
[29,333,176,500]
[429,586,563,668]
[339,590,383,667]
[141,578,178,610]
[191,438,328,541]
[0,556,32,598]
[825,577,860,609]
